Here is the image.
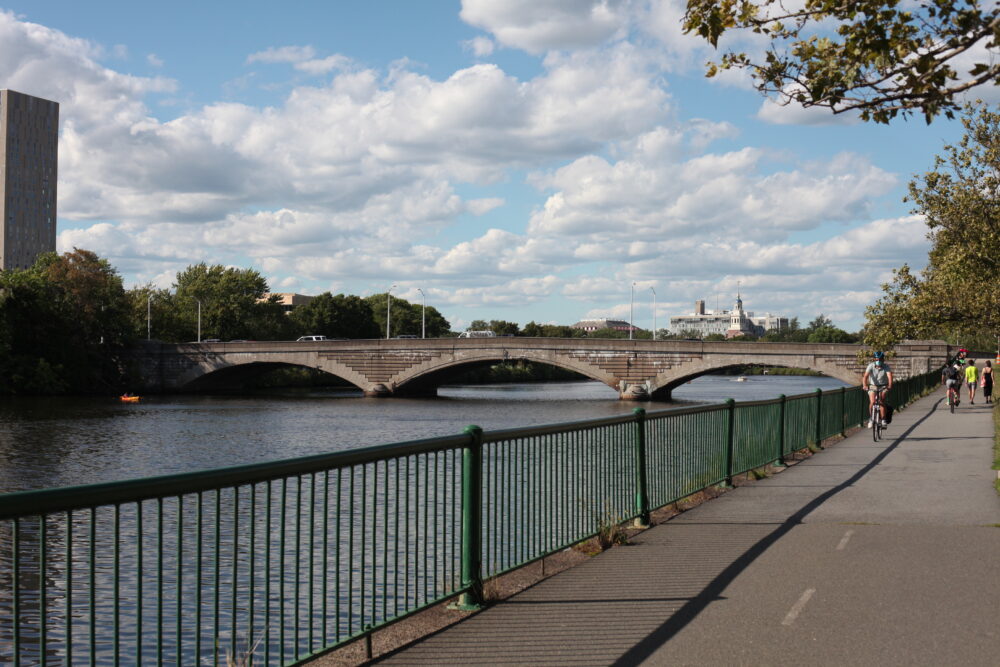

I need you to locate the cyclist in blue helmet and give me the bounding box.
[863,351,893,427]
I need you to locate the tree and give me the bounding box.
[366,293,450,338]
[173,263,286,341]
[290,293,379,339]
[865,103,1000,349]
[808,314,834,331]
[684,0,1000,123]
[0,249,132,393]
[807,326,856,343]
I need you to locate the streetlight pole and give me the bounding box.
[196,299,202,342]
[649,286,657,340]
[147,293,152,340]
[629,282,636,340]
[386,284,397,339]
[417,288,426,339]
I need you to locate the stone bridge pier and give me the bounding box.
[128,339,952,401]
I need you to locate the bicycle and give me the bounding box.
[868,386,887,441]
[946,381,960,413]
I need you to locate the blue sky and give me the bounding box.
[1,1,990,332]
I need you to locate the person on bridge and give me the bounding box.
[964,359,979,404]
[863,351,893,427]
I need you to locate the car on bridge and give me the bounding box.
[296,335,327,342]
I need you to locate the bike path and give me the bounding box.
[375,392,1000,666]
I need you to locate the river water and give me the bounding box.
[0,375,848,493]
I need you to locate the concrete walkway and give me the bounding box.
[375,392,1000,666]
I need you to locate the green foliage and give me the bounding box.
[468,319,521,336]
[0,249,132,394]
[290,293,379,339]
[174,263,289,341]
[365,293,451,338]
[684,0,1000,123]
[521,321,587,338]
[865,103,1000,350]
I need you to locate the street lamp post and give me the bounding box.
[649,286,657,341]
[629,282,636,340]
[196,299,202,343]
[147,293,152,340]
[417,288,426,339]
[386,284,397,339]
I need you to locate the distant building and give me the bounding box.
[264,293,316,313]
[670,296,788,339]
[571,318,638,334]
[0,89,59,270]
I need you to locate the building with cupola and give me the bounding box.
[669,294,789,339]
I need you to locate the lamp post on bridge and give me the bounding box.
[649,286,656,341]
[147,292,152,340]
[417,288,426,339]
[196,299,202,342]
[386,284,397,339]
[629,281,636,340]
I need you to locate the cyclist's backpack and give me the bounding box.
[884,403,894,424]
[944,364,959,380]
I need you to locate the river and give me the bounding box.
[0,374,848,493]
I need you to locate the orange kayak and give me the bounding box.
[119,395,141,403]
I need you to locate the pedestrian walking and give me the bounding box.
[964,359,978,404]
[981,360,993,404]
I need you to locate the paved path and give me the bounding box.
[376,393,1000,666]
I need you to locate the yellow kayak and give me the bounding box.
[119,395,141,403]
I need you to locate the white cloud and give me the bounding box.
[246,45,316,65]
[147,53,164,68]
[294,55,352,75]
[463,36,496,57]
[460,0,629,54]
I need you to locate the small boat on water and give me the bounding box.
[119,395,141,403]
[735,376,748,382]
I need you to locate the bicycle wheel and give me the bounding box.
[950,393,955,413]
[871,404,880,441]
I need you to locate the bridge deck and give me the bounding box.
[346,391,999,666]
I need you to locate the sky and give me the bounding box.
[0,1,993,333]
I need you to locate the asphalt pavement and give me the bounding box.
[375,391,1000,666]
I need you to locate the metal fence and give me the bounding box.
[0,371,939,666]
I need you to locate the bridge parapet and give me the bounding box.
[127,338,952,400]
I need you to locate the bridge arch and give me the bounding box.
[647,353,860,399]
[391,350,617,396]
[173,355,371,393]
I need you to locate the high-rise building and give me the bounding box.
[0,89,59,270]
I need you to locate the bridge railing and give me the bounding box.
[0,371,939,666]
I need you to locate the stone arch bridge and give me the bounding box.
[130,338,951,400]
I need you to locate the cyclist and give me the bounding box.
[942,359,962,407]
[863,351,893,427]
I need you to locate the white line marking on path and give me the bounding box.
[836,529,855,551]
[782,588,816,626]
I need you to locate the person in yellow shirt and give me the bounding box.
[964,359,979,404]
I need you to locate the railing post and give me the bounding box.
[724,398,736,487]
[814,388,823,449]
[453,425,484,610]
[840,386,847,437]
[633,408,650,528]
[774,394,786,468]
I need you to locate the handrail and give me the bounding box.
[0,373,940,666]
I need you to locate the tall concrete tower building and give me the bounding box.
[0,89,59,270]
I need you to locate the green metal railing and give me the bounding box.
[0,371,939,665]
